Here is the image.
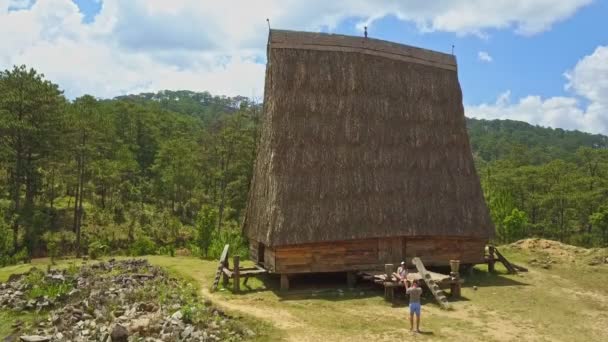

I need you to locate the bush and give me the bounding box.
[195,205,218,258]
[130,236,157,256]
[24,267,73,299]
[88,240,108,259]
[207,220,248,259]
[158,245,176,257]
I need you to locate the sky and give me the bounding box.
[1,0,607,134]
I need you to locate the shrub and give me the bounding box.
[88,240,108,259]
[158,245,176,257]
[42,232,59,264]
[207,220,248,259]
[24,267,73,300]
[130,236,157,256]
[195,205,218,258]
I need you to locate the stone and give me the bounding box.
[19,336,51,342]
[128,318,150,334]
[110,324,128,342]
[170,311,182,321]
[181,325,193,339]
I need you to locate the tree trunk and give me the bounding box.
[75,132,86,258]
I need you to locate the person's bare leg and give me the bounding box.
[409,313,414,331]
[416,313,421,332]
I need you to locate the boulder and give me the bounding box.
[110,324,128,342]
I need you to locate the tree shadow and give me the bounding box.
[461,268,530,288]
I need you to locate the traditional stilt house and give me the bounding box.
[243,30,494,289]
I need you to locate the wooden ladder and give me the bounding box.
[412,257,450,310]
[211,244,230,292]
[494,247,528,273]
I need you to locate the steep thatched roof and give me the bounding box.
[243,29,494,247]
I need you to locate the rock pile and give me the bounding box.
[1,259,251,341]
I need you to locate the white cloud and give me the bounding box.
[467,46,608,134]
[478,51,493,62]
[0,0,595,100]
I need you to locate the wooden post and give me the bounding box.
[450,260,461,298]
[384,264,394,301]
[222,258,230,287]
[488,245,496,273]
[280,274,290,292]
[233,255,240,293]
[346,271,357,288]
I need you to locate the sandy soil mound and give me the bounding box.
[508,238,608,266]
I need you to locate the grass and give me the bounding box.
[1,246,607,341]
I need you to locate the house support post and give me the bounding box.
[222,258,230,287]
[488,245,496,273]
[233,255,240,293]
[384,264,394,301]
[450,259,461,298]
[280,274,290,292]
[347,271,357,288]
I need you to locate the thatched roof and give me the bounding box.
[243,29,495,247]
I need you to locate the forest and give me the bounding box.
[1,65,607,266]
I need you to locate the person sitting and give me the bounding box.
[395,261,408,283]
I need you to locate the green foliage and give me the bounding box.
[208,221,248,259]
[130,236,157,256]
[24,268,73,300]
[590,207,608,246]
[0,210,13,267]
[481,143,608,247]
[0,65,260,264]
[41,231,76,263]
[502,209,529,243]
[88,240,108,260]
[157,245,176,257]
[195,205,218,258]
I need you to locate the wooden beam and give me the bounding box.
[222,268,233,278]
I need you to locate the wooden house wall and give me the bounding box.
[250,236,486,274]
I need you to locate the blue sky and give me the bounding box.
[1,0,607,134]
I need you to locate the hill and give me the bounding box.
[466,118,608,163]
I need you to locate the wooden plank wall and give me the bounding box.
[405,237,486,266]
[256,236,487,274]
[274,239,379,273]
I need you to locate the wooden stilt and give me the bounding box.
[233,255,240,293]
[280,274,290,291]
[346,271,357,288]
[384,264,394,301]
[450,260,461,298]
[488,245,496,273]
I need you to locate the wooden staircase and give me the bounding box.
[493,247,528,274]
[412,257,450,310]
[211,244,230,291]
